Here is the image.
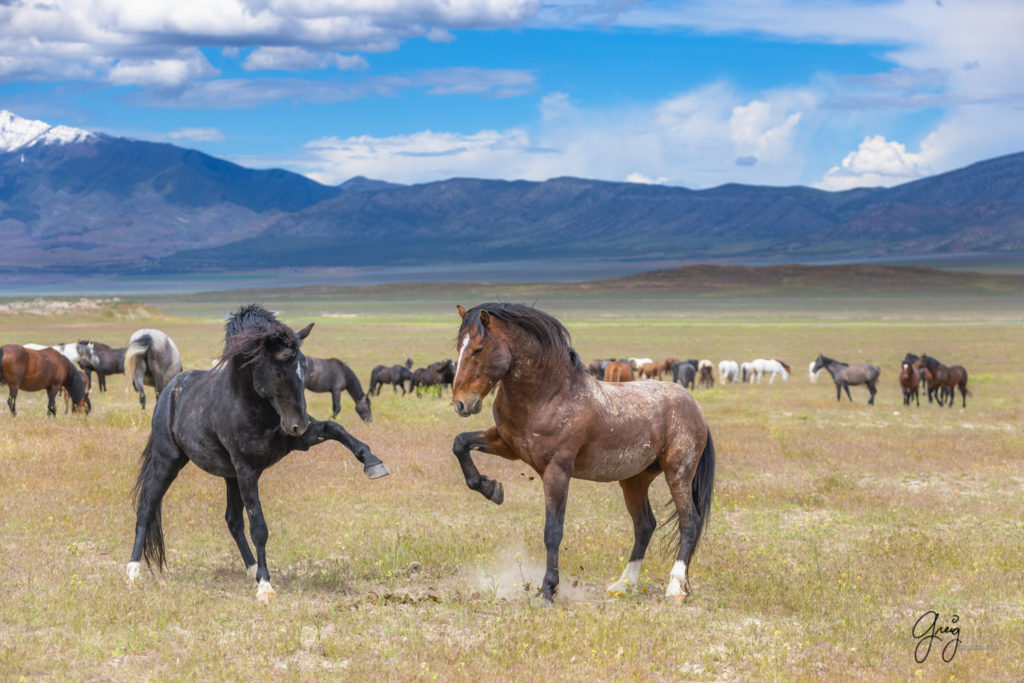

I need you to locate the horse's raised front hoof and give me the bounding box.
[485,481,504,505]
[256,580,276,603]
[364,462,390,479]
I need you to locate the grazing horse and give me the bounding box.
[603,360,634,382]
[369,364,412,396]
[638,362,662,380]
[76,341,126,392]
[587,359,614,380]
[672,360,698,389]
[450,303,714,604]
[899,360,920,406]
[698,364,715,389]
[124,329,183,410]
[749,358,789,384]
[915,354,969,408]
[628,357,654,372]
[303,356,371,422]
[1,345,90,416]
[125,304,389,601]
[718,360,739,384]
[812,354,880,405]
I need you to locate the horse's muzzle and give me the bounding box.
[454,397,482,417]
[281,416,310,436]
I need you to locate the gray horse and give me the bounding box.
[812,354,880,405]
[124,329,183,409]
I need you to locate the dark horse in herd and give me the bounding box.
[1,344,91,416]
[303,355,372,422]
[449,303,715,604]
[126,305,389,600]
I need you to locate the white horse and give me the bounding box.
[628,357,654,371]
[718,360,739,383]
[24,342,82,365]
[749,358,790,384]
[808,360,823,383]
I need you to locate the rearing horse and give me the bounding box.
[449,303,715,604]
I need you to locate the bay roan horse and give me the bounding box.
[1,345,90,416]
[124,329,183,410]
[303,356,372,422]
[812,354,880,405]
[126,304,390,601]
[450,303,715,604]
[76,341,126,392]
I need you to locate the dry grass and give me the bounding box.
[1,294,1022,680]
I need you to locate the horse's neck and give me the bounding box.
[496,333,579,408]
[341,365,365,399]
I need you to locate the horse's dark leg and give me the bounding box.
[607,471,658,594]
[289,419,390,479]
[539,464,571,605]
[451,427,515,504]
[46,388,58,417]
[330,389,341,420]
[225,477,257,577]
[98,372,107,392]
[126,440,188,583]
[233,466,275,601]
[843,383,853,402]
[834,382,842,402]
[7,389,16,416]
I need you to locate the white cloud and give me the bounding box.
[163,127,226,142]
[624,172,667,185]
[817,135,930,190]
[242,47,368,72]
[107,50,218,88]
[290,85,813,187]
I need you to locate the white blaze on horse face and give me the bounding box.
[456,335,471,373]
[296,358,304,383]
[665,560,688,598]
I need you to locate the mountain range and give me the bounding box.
[1,110,1022,276]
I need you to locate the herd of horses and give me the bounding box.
[0,302,974,606]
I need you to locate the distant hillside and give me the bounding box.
[1,110,1022,275]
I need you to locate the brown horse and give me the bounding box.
[914,354,969,408]
[603,360,634,382]
[638,361,662,380]
[1,345,90,416]
[899,361,920,406]
[449,303,715,604]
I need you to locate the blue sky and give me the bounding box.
[2,0,1022,189]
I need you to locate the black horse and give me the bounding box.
[369,364,412,396]
[411,360,455,397]
[671,359,699,389]
[126,304,389,601]
[303,356,372,421]
[76,341,126,392]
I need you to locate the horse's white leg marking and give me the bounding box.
[256,579,275,602]
[246,564,258,578]
[126,561,141,584]
[607,559,642,594]
[455,335,470,372]
[665,560,688,599]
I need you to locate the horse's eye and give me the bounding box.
[472,347,483,356]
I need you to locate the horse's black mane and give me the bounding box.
[818,354,847,367]
[221,303,301,367]
[460,303,584,371]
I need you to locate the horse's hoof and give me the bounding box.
[256,580,275,602]
[542,597,554,607]
[488,482,504,505]
[606,580,629,595]
[364,462,390,479]
[125,561,141,586]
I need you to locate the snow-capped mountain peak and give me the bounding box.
[0,110,93,153]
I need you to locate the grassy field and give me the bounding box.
[0,288,1021,680]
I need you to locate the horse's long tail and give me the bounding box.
[123,335,152,390]
[664,428,716,564]
[131,433,167,570]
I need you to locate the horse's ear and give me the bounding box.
[479,309,490,327]
[296,323,314,340]
[456,304,467,319]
